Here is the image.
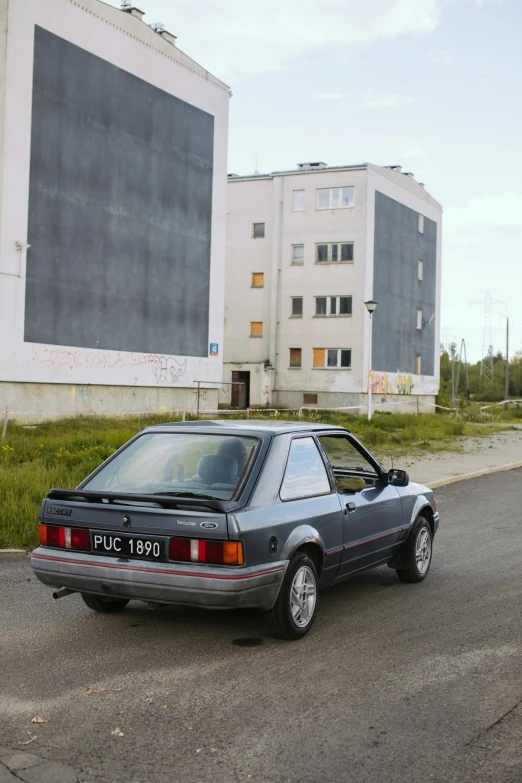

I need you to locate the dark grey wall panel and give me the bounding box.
[372,191,437,376]
[25,26,214,357]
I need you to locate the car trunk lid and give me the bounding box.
[43,491,232,539]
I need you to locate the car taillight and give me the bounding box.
[38,525,90,551]
[169,537,243,566]
[433,499,437,511]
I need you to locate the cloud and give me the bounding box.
[429,48,452,65]
[445,193,522,233]
[315,92,343,100]
[402,144,428,159]
[363,91,414,108]
[468,0,504,6]
[109,0,442,79]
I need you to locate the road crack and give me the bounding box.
[464,695,522,746]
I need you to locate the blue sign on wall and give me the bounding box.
[210,343,219,356]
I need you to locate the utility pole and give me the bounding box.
[451,342,455,410]
[364,300,378,421]
[505,317,510,408]
[455,339,469,403]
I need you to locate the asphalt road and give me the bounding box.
[1,470,521,783]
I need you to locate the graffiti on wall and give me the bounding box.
[371,371,415,395]
[32,346,187,386]
[396,374,415,395]
[151,356,187,385]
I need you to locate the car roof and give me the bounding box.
[142,419,349,435]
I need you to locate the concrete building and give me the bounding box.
[221,162,442,412]
[0,0,229,418]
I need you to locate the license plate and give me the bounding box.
[91,531,166,562]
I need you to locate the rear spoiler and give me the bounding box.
[47,488,243,514]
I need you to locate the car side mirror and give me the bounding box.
[388,468,409,487]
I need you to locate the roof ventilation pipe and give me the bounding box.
[120,2,145,20]
[150,22,177,45]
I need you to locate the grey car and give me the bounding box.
[31,421,439,640]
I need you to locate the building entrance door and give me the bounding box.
[231,371,250,409]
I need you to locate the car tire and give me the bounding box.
[396,516,433,583]
[81,593,130,613]
[266,552,318,640]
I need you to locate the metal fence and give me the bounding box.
[1,398,463,443]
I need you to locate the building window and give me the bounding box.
[417,309,423,330]
[293,190,306,211]
[418,260,423,281]
[315,296,352,316]
[339,296,352,315]
[291,297,303,317]
[316,244,329,263]
[315,242,353,263]
[315,297,327,316]
[313,348,324,368]
[303,393,318,405]
[416,355,422,375]
[289,348,302,368]
[313,348,351,369]
[252,273,264,288]
[250,321,263,337]
[418,214,424,233]
[292,244,304,265]
[253,223,265,238]
[316,187,355,210]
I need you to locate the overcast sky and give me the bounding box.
[109,0,522,362]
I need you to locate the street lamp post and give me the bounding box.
[364,300,378,421]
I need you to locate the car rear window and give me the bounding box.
[84,433,259,500]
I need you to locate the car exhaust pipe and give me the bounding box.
[52,588,75,600]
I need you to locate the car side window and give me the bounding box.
[280,436,331,501]
[319,435,378,484]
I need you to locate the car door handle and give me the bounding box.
[344,502,356,514]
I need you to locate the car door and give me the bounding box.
[278,435,344,585]
[318,433,404,579]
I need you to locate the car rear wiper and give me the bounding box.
[152,491,219,501]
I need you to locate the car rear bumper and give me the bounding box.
[31,548,287,611]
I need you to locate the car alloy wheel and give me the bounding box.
[267,552,319,640]
[396,516,433,583]
[415,526,431,575]
[290,565,317,628]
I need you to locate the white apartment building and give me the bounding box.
[0,0,229,418]
[221,162,442,412]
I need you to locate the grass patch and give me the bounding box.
[0,410,504,551]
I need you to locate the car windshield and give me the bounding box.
[83,432,259,500]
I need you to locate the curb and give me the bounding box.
[0,549,28,558]
[427,460,522,490]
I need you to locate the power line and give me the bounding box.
[470,290,506,380]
